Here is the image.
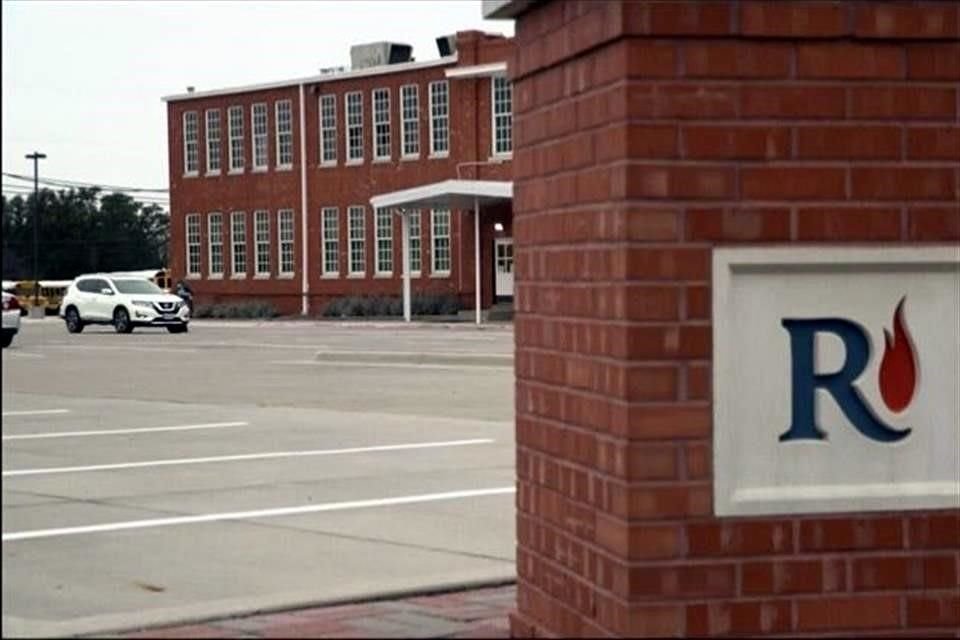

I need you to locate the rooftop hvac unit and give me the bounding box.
[436,34,457,57]
[349,42,413,70]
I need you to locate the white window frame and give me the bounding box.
[345,91,363,164]
[254,209,270,277]
[319,94,337,166]
[231,211,247,278]
[375,207,393,275]
[186,213,201,277]
[275,100,293,169]
[431,208,451,276]
[348,205,366,276]
[205,109,221,175]
[252,103,268,171]
[278,209,295,277]
[429,80,449,157]
[208,212,224,278]
[183,111,199,176]
[228,105,245,172]
[400,84,420,159]
[492,75,513,157]
[408,209,422,276]
[372,88,391,161]
[321,207,339,277]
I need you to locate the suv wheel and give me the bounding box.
[113,307,134,334]
[65,307,84,334]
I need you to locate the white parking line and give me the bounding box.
[2,409,70,417]
[1,486,517,542]
[2,421,248,441]
[1,352,46,359]
[40,345,198,354]
[2,438,494,477]
[271,360,512,371]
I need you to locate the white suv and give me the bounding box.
[60,275,190,334]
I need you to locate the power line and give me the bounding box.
[2,172,169,193]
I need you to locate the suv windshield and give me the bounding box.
[112,279,163,295]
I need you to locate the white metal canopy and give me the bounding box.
[369,179,513,325]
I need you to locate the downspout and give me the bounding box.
[299,82,309,316]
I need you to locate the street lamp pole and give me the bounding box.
[25,152,46,309]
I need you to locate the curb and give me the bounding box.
[76,578,517,638]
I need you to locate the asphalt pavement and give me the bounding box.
[2,318,516,637]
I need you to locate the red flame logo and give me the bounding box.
[878,297,917,413]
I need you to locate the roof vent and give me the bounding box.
[436,34,457,57]
[319,66,347,76]
[349,42,413,70]
[186,86,195,93]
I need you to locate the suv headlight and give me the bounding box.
[132,300,153,308]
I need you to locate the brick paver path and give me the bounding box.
[114,584,515,638]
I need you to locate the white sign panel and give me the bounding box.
[713,247,960,516]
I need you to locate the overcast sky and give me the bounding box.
[1,0,513,206]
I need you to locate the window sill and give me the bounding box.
[345,159,364,166]
[430,272,451,279]
[321,273,340,279]
[319,162,337,169]
[428,153,449,160]
[490,153,513,161]
[372,158,392,164]
[206,170,221,177]
[277,273,295,279]
[230,274,247,280]
[254,274,271,280]
[252,167,268,173]
[208,274,223,280]
[276,165,293,172]
[183,172,199,179]
[228,169,245,175]
[400,154,420,162]
[374,273,393,279]
[186,274,201,280]
[347,273,366,279]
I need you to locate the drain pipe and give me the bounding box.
[299,82,309,316]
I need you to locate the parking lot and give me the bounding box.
[2,319,516,637]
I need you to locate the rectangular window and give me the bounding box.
[429,80,449,156]
[372,88,391,160]
[408,210,421,275]
[348,205,366,275]
[231,211,246,277]
[186,213,201,276]
[208,213,224,277]
[228,105,245,171]
[431,208,451,274]
[183,111,199,175]
[278,209,295,275]
[345,91,363,163]
[375,208,393,275]
[252,103,268,169]
[400,84,420,158]
[254,210,270,276]
[321,207,339,276]
[205,109,221,174]
[276,100,293,168]
[319,94,337,165]
[492,76,513,156]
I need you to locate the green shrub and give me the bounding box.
[193,300,278,319]
[321,293,461,318]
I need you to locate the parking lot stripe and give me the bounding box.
[2,409,70,417]
[271,360,512,371]
[40,345,199,354]
[2,421,249,441]
[1,486,516,542]
[2,438,495,477]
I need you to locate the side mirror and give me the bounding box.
[101,288,114,296]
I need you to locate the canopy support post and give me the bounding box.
[402,210,411,323]
[474,197,481,326]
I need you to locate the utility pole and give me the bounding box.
[25,152,46,311]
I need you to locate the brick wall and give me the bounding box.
[509,1,959,636]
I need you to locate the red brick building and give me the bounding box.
[164,31,514,316]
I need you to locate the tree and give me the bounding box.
[1,187,169,280]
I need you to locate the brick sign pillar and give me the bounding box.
[504,1,959,636]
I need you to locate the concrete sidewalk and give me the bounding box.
[111,584,515,638]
